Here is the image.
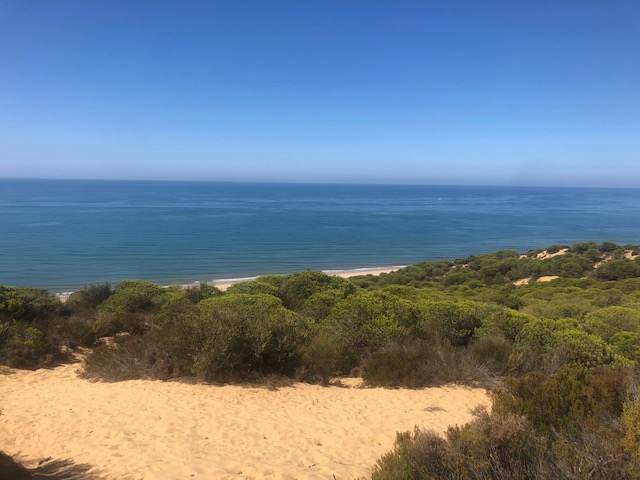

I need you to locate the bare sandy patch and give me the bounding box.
[514,277,532,286]
[0,362,489,480]
[536,275,560,283]
[535,248,568,260]
[594,255,613,269]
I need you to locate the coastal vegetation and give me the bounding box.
[2,240,640,477]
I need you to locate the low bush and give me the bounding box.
[92,311,152,338]
[417,300,483,346]
[321,292,406,367]
[49,316,97,347]
[192,294,310,381]
[583,306,640,342]
[182,283,222,303]
[493,365,630,435]
[298,334,346,385]
[470,334,514,373]
[225,281,278,297]
[98,280,170,314]
[363,338,491,388]
[81,326,193,381]
[371,412,553,480]
[0,323,61,368]
[65,283,113,313]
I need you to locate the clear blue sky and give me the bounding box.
[1,1,639,186]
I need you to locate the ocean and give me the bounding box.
[1,179,639,292]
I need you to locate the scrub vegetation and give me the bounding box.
[2,241,640,478]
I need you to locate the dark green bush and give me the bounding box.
[278,270,354,310]
[0,323,60,368]
[65,283,113,313]
[182,283,222,303]
[322,291,407,366]
[92,311,152,338]
[417,300,484,346]
[98,280,170,314]
[595,259,640,281]
[225,280,278,297]
[192,294,310,381]
[0,285,61,322]
[299,289,346,323]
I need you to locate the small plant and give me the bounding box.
[299,334,346,385]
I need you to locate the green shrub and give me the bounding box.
[98,280,170,314]
[225,280,279,297]
[92,311,152,337]
[277,270,351,310]
[549,329,615,369]
[570,241,599,254]
[417,300,484,346]
[51,316,96,347]
[516,317,578,350]
[192,294,310,381]
[82,321,195,381]
[0,285,61,322]
[623,396,640,473]
[298,334,346,385]
[371,413,551,480]
[363,338,490,388]
[583,306,640,342]
[65,283,113,313]
[182,283,222,303]
[494,365,630,435]
[475,308,535,343]
[322,291,406,365]
[522,296,595,320]
[611,331,640,361]
[156,296,197,327]
[0,324,59,368]
[595,259,640,281]
[298,289,347,323]
[470,334,514,373]
[370,427,456,479]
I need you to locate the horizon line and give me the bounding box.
[1,176,639,190]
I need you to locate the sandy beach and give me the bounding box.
[55,267,404,300]
[212,267,403,291]
[0,361,489,479]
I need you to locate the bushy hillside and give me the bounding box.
[2,240,640,478]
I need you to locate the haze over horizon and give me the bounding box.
[1,1,639,187]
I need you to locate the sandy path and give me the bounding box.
[0,363,489,479]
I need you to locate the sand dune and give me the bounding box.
[0,362,489,479]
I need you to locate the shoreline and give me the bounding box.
[53,265,405,301]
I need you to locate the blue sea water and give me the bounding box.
[1,179,639,292]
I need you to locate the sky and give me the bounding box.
[1,1,639,187]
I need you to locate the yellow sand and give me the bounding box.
[0,362,489,479]
[534,248,568,260]
[537,275,560,283]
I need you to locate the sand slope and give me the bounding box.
[1,362,489,479]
